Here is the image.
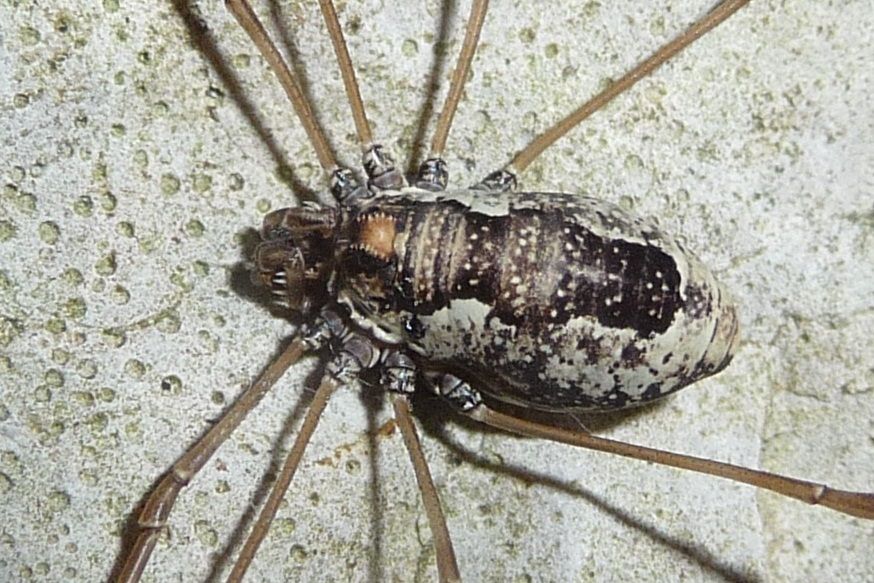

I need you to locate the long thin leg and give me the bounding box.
[227,316,382,580]
[226,374,339,583]
[505,0,750,175]
[392,394,461,583]
[417,0,490,191]
[317,0,372,149]
[317,0,403,190]
[429,0,490,159]
[466,404,874,520]
[226,0,338,175]
[116,338,307,583]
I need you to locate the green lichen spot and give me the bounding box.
[194,520,218,547]
[274,518,296,537]
[14,192,36,213]
[34,385,52,403]
[124,359,146,379]
[110,285,130,305]
[185,219,205,237]
[133,149,148,168]
[211,390,225,405]
[77,359,98,379]
[38,221,60,244]
[51,349,71,365]
[289,544,308,562]
[111,123,126,137]
[62,268,84,287]
[95,252,117,276]
[90,163,106,183]
[160,375,182,395]
[624,153,644,170]
[232,53,250,68]
[0,473,12,495]
[100,192,118,212]
[0,271,9,290]
[45,318,66,335]
[48,418,66,439]
[193,260,209,277]
[215,480,230,494]
[20,26,41,46]
[101,327,126,348]
[79,470,94,486]
[256,198,271,214]
[156,310,181,333]
[0,315,24,346]
[275,163,296,186]
[44,369,64,387]
[62,297,87,320]
[519,27,536,44]
[46,489,71,514]
[229,173,245,191]
[116,221,135,237]
[86,412,108,434]
[544,43,559,58]
[152,100,169,116]
[30,162,46,179]
[54,11,72,33]
[103,0,119,13]
[170,271,192,291]
[97,387,116,402]
[73,196,94,217]
[160,173,180,195]
[0,220,17,242]
[199,330,219,353]
[402,38,418,57]
[192,173,213,194]
[0,404,9,421]
[72,391,95,407]
[13,93,29,108]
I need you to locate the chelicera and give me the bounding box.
[115,1,874,581]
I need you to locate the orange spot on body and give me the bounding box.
[359,213,397,260]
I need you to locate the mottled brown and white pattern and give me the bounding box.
[292,187,740,411]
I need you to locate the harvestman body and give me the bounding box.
[116,1,874,581]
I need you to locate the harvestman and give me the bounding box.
[115,1,874,581]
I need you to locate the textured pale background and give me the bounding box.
[1,1,872,581]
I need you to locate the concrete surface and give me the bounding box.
[1,0,872,581]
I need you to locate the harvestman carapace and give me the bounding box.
[116,1,874,581]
